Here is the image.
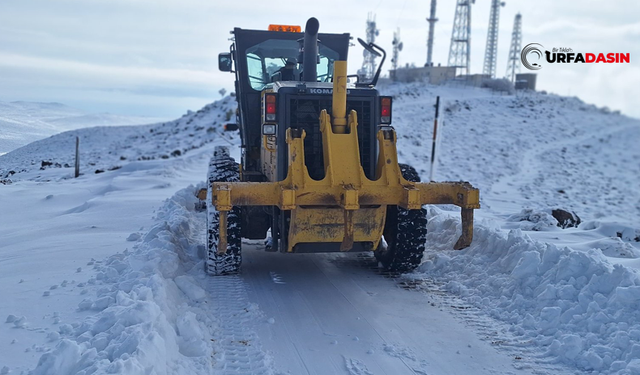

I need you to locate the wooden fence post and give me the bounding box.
[429,96,440,182]
[75,136,80,178]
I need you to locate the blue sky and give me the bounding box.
[0,0,638,119]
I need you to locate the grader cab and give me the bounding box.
[199,18,479,275]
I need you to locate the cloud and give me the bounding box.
[0,52,225,117]
[0,52,227,88]
[0,0,638,119]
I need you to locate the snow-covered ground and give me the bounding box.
[0,101,167,155]
[0,84,639,375]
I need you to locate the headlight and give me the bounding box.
[263,124,276,135]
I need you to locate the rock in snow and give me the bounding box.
[552,208,582,229]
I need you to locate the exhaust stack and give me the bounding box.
[302,17,319,82]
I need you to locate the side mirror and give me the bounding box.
[357,38,381,57]
[355,38,386,87]
[218,53,233,72]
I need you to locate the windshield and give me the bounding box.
[245,39,340,91]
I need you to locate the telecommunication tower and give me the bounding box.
[482,0,505,78]
[505,13,522,83]
[358,13,380,81]
[391,28,403,81]
[448,0,474,76]
[426,0,438,66]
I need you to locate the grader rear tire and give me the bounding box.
[205,146,242,275]
[374,164,428,273]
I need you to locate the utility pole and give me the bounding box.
[505,13,522,83]
[426,0,438,66]
[482,0,505,78]
[448,0,474,76]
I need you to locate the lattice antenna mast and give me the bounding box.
[426,0,438,66]
[448,0,474,75]
[505,13,522,83]
[391,28,403,81]
[358,13,380,80]
[482,0,505,78]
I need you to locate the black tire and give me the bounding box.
[205,146,242,275]
[374,164,428,273]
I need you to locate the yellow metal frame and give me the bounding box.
[200,61,480,254]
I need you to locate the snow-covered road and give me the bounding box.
[232,246,536,375]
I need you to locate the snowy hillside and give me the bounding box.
[1,85,639,375]
[387,83,640,226]
[0,97,238,183]
[0,101,167,155]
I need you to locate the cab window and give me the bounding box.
[245,39,339,90]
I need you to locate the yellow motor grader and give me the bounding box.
[199,18,479,275]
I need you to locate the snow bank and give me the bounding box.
[31,186,214,374]
[417,207,640,374]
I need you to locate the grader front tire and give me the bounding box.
[205,146,242,276]
[374,164,428,273]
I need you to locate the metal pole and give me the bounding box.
[426,0,437,66]
[429,96,440,182]
[75,136,80,178]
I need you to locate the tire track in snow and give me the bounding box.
[323,256,424,374]
[206,276,274,375]
[396,275,573,375]
[337,254,572,374]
